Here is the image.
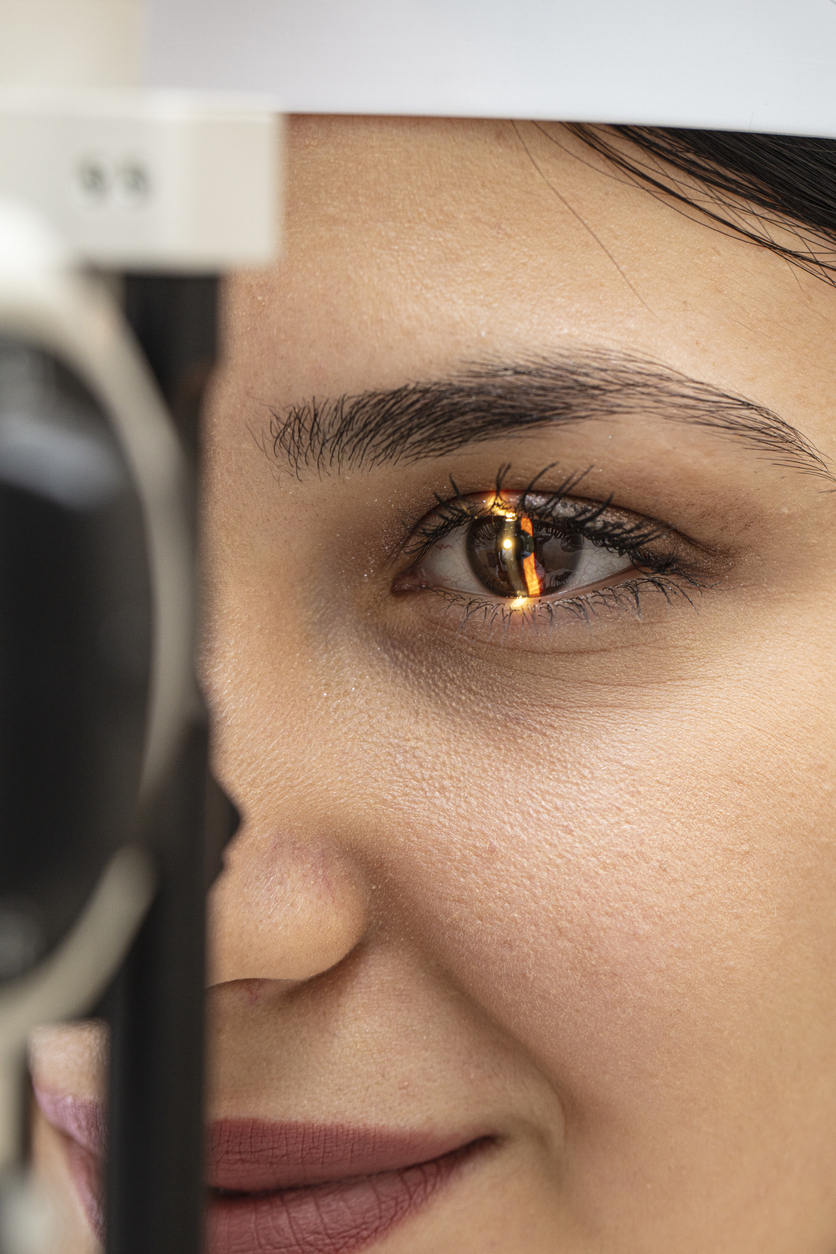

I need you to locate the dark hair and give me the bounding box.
[563,124,836,281]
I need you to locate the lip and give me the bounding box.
[36,1090,495,1254]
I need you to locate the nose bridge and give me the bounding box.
[202,577,392,988]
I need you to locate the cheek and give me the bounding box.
[349,687,836,1112]
[205,557,836,1137]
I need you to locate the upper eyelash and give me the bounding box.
[402,468,683,580]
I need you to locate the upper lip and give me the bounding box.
[35,1090,489,1193]
[208,1121,486,1191]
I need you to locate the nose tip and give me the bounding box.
[207,825,371,986]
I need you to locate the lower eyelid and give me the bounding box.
[395,574,708,651]
[389,542,716,652]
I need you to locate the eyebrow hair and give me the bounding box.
[263,349,832,483]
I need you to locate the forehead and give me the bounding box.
[223,116,836,461]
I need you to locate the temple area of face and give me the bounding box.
[260,349,832,484]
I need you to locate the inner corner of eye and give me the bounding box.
[391,564,429,594]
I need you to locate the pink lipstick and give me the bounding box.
[36,1092,494,1254]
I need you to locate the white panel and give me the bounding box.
[0,94,282,268]
[142,0,836,136]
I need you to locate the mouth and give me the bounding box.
[36,1092,496,1254]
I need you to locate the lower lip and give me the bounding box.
[208,1139,489,1254]
[56,1124,492,1254]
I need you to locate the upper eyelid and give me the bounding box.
[400,489,680,564]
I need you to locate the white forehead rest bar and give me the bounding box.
[144,0,836,138]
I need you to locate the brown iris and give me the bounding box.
[465,511,583,599]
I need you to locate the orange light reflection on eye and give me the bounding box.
[519,515,542,598]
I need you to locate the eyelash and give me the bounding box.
[398,465,709,632]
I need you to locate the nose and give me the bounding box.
[198,515,375,991]
[207,821,371,986]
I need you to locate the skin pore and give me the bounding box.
[28,117,836,1252]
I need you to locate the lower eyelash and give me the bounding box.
[428,571,709,639]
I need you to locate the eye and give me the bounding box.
[395,491,645,606]
[465,510,630,599]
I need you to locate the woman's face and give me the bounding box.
[31,118,836,1253]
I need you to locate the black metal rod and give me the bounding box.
[105,274,236,1254]
[104,718,211,1254]
[122,274,219,459]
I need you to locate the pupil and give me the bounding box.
[466,514,582,598]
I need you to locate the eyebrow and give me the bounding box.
[262,349,832,483]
